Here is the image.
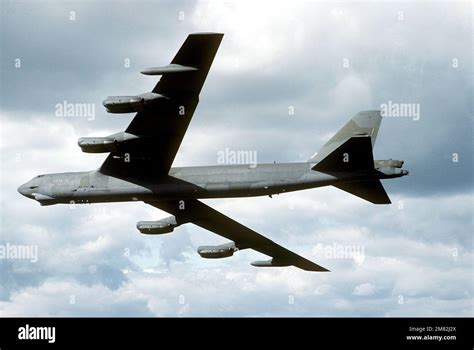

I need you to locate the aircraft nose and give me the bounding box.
[18,183,35,198]
[18,183,28,196]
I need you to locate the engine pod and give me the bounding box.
[103,92,166,113]
[198,242,237,259]
[78,132,139,153]
[77,137,117,153]
[137,216,178,234]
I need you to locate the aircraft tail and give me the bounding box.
[312,135,374,173]
[310,111,391,204]
[310,110,382,165]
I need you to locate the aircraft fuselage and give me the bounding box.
[17,162,406,206]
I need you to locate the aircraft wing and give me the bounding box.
[146,199,329,272]
[100,33,223,179]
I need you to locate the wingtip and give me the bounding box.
[308,266,330,272]
[190,32,224,37]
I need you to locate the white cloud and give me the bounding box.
[353,283,376,296]
[192,0,307,73]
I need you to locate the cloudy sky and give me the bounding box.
[0,0,472,316]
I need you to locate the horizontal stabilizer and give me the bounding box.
[334,180,391,204]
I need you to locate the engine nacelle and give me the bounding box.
[198,242,237,259]
[103,92,166,113]
[78,132,139,153]
[136,216,178,235]
[78,137,117,153]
